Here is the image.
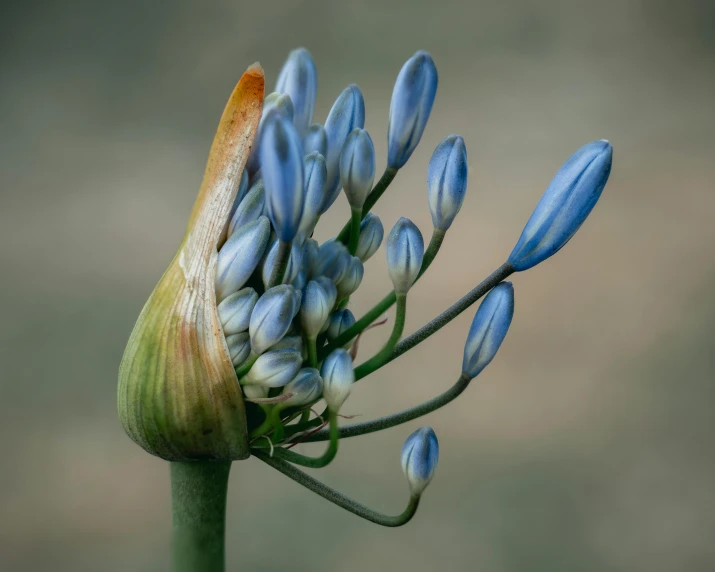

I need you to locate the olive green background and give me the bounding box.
[2,1,714,570]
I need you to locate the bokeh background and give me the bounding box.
[2,0,714,570]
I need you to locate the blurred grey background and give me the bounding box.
[2,0,714,570]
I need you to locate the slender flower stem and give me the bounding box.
[253,451,420,527]
[348,207,362,255]
[337,167,398,244]
[170,461,231,572]
[307,336,318,368]
[260,411,339,468]
[235,353,258,379]
[268,239,292,288]
[353,293,407,379]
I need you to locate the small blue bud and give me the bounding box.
[275,48,317,137]
[508,140,613,271]
[279,368,323,409]
[354,213,384,262]
[260,111,305,242]
[401,427,439,495]
[247,93,295,174]
[226,168,250,226]
[298,152,328,239]
[217,287,258,335]
[386,217,424,294]
[320,348,354,411]
[269,334,304,356]
[227,179,265,238]
[339,128,376,209]
[326,308,356,343]
[322,85,366,212]
[462,282,514,379]
[261,240,303,289]
[317,240,351,283]
[336,256,364,299]
[387,51,438,169]
[427,135,468,231]
[249,285,299,355]
[226,332,251,367]
[216,216,271,302]
[241,349,302,388]
[292,269,307,292]
[301,238,320,278]
[313,276,338,313]
[303,123,328,157]
[300,280,332,338]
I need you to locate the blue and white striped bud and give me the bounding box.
[227,179,265,238]
[354,213,384,262]
[292,269,307,293]
[226,332,251,367]
[298,152,328,238]
[247,92,295,174]
[387,51,438,169]
[320,349,354,412]
[313,276,338,314]
[217,287,258,335]
[317,240,351,283]
[269,334,304,356]
[275,48,317,137]
[339,128,376,209]
[249,285,299,355]
[336,256,364,299]
[322,85,366,212]
[227,168,250,227]
[508,140,612,271]
[216,216,271,301]
[401,427,439,495]
[260,111,305,242]
[462,282,514,379]
[240,349,302,388]
[427,135,468,231]
[303,124,328,157]
[301,238,320,278]
[279,368,323,409]
[326,308,356,344]
[300,280,332,338]
[261,240,303,289]
[386,217,424,294]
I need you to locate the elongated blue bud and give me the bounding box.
[317,240,351,283]
[241,349,302,387]
[261,240,303,289]
[386,217,424,294]
[226,332,251,366]
[226,168,250,227]
[216,216,271,301]
[322,85,366,212]
[276,48,317,137]
[279,368,323,409]
[303,124,328,157]
[249,285,299,355]
[227,179,265,238]
[300,280,332,338]
[401,427,439,495]
[217,287,258,335]
[462,282,514,379]
[260,111,305,242]
[508,140,613,271]
[313,276,338,313]
[270,334,304,356]
[355,213,384,262]
[301,238,320,278]
[387,51,438,169]
[247,93,295,174]
[298,152,328,238]
[326,308,356,343]
[336,256,364,299]
[320,349,354,411]
[340,128,376,209]
[428,135,468,231]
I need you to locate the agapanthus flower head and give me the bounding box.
[401,427,439,495]
[427,135,468,231]
[386,217,424,294]
[275,47,317,137]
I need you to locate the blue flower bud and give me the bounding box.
[427,135,468,231]
[336,256,364,299]
[298,152,328,238]
[217,287,258,335]
[326,308,356,344]
[227,179,265,238]
[249,285,299,355]
[260,111,305,242]
[462,282,514,379]
[322,85,365,212]
[320,348,354,411]
[300,280,332,338]
[508,140,613,271]
[401,427,439,495]
[226,168,250,227]
[241,349,302,388]
[292,269,307,292]
[386,217,424,294]
[354,212,384,262]
[247,93,295,174]
[279,368,323,409]
[269,334,304,356]
[301,238,320,278]
[317,240,351,283]
[339,128,376,209]
[313,276,338,313]
[275,48,317,137]
[261,240,303,289]
[303,124,328,157]
[226,332,251,367]
[387,51,438,169]
[216,216,271,301]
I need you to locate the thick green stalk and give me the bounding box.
[353,293,407,379]
[171,461,231,572]
[347,207,362,255]
[307,336,318,368]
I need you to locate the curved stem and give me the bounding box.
[261,411,339,468]
[268,239,292,288]
[353,293,407,380]
[307,336,318,368]
[253,451,420,527]
[171,461,231,572]
[337,167,398,244]
[248,405,274,439]
[235,353,258,379]
[348,207,362,255]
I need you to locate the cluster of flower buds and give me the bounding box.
[118,48,613,528]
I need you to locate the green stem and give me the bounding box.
[268,239,292,288]
[353,293,407,380]
[253,451,420,527]
[170,461,231,572]
[307,336,318,368]
[235,353,258,379]
[337,167,398,244]
[266,411,339,468]
[348,207,362,255]
[248,405,274,439]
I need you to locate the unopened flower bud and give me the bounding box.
[320,349,354,411]
[216,216,271,301]
[261,240,303,288]
[227,179,265,237]
[226,332,251,366]
[313,276,338,313]
[508,140,613,271]
[336,256,364,299]
[387,51,438,169]
[249,285,299,355]
[269,334,304,356]
[354,212,384,262]
[303,123,328,157]
[241,349,302,387]
[226,168,250,227]
[301,238,320,278]
[247,92,295,174]
[401,427,439,495]
[279,368,323,409]
[427,135,468,231]
[217,287,258,335]
[326,308,356,344]
[462,282,514,379]
[300,280,332,338]
[298,152,328,238]
[241,384,269,400]
[339,128,376,209]
[386,217,424,294]
[275,48,317,137]
[317,240,351,283]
